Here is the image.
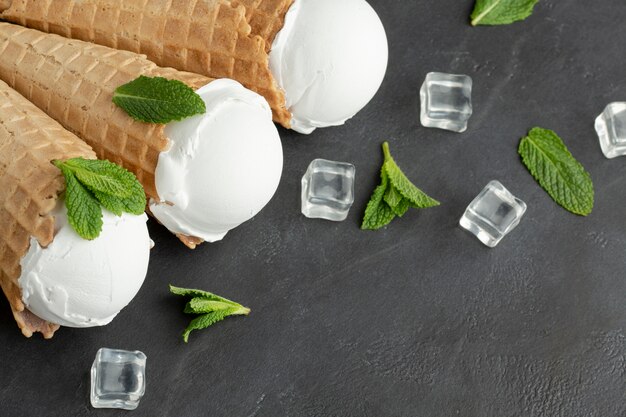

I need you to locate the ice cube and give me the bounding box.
[595,102,626,159]
[420,72,473,133]
[301,159,355,221]
[459,180,526,248]
[91,348,146,410]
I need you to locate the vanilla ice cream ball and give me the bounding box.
[18,203,151,328]
[149,79,283,243]
[269,0,388,134]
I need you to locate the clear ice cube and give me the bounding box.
[301,159,355,221]
[595,102,626,159]
[459,180,526,248]
[420,72,473,133]
[91,348,146,410]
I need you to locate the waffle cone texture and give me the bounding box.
[0,22,214,248]
[0,0,294,127]
[234,0,294,50]
[0,79,97,338]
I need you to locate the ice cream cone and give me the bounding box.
[0,0,293,127]
[0,78,96,338]
[0,22,215,248]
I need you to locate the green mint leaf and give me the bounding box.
[54,163,103,240]
[170,285,250,343]
[92,189,145,216]
[391,197,411,217]
[113,76,206,124]
[169,285,237,304]
[383,185,411,217]
[384,186,403,208]
[62,158,133,198]
[470,0,538,26]
[182,309,237,343]
[382,142,440,209]
[184,298,246,314]
[361,170,396,230]
[519,127,594,216]
[92,191,123,216]
[89,166,146,216]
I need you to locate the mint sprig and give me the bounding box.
[170,285,250,343]
[53,158,147,239]
[113,76,206,124]
[519,127,594,216]
[470,0,538,26]
[362,142,440,230]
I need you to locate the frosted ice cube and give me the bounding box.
[91,348,146,410]
[301,159,355,221]
[420,72,473,133]
[460,180,526,248]
[595,102,626,159]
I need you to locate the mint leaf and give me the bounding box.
[184,298,245,314]
[391,198,411,217]
[519,127,594,216]
[61,158,139,198]
[92,189,145,216]
[182,310,238,343]
[361,171,396,230]
[383,143,440,209]
[383,185,411,217]
[53,158,147,239]
[170,285,250,343]
[92,191,124,216]
[361,142,439,230]
[471,0,538,26]
[55,164,103,240]
[169,285,237,304]
[384,186,403,208]
[113,76,206,124]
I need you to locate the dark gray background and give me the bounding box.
[2,0,626,415]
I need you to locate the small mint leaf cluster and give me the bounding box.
[471,0,539,26]
[113,76,206,124]
[53,158,146,240]
[361,142,440,230]
[170,285,250,343]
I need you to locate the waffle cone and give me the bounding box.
[234,0,294,51]
[0,79,97,338]
[0,0,293,127]
[0,23,211,248]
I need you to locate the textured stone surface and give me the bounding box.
[1,0,626,415]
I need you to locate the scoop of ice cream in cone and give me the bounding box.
[19,204,151,328]
[151,79,283,243]
[0,77,151,337]
[269,0,388,134]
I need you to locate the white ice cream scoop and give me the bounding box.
[149,79,283,243]
[269,0,388,134]
[18,203,151,328]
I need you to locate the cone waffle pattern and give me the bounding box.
[234,0,294,51]
[0,23,211,247]
[0,0,292,127]
[0,79,96,338]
